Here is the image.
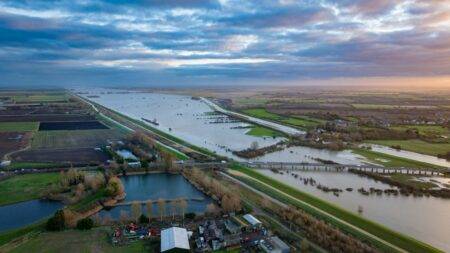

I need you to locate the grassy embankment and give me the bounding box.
[230,164,442,253]
[352,148,446,170]
[0,173,60,206]
[0,122,40,132]
[242,108,323,130]
[3,227,156,253]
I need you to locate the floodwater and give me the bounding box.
[78,89,365,165]
[368,144,450,168]
[0,200,63,232]
[98,173,213,219]
[258,169,450,252]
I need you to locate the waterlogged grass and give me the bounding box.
[367,140,450,156]
[353,148,445,170]
[0,173,60,206]
[0,122,39,132]
[246,126,283,138]
[230,164,442,253]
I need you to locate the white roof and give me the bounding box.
[161,227,190,252]
[243,214,262,226]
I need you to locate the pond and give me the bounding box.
[98,173,213,219]
[258,169,450,252]
[78,88,366,165]
[0,200,63,233]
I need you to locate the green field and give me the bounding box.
[352,104,436,109]
[366,140,450,156]
[13,94,69,103]
[0,173,60,206]
[0,122,39,132]
[352,148,445,170]
[230,165,441,253]
[391,125,450,137]
[5,227,156,253]
[246,126,284,137]
[242,108,323,130]
[31,129,122,149]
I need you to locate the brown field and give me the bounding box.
[11,148,109,164]
[0,132,32,158]
[0,114,95,122]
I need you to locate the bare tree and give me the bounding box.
[131,201,142,221]
[146,200,153,220]
[119,210,129,224]
[179,199,188,219]
[157,198,166,221]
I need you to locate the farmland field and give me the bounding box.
[367,140,450,156]
[38,121,108,131]
[0,122,39,132]
[0,173,59,206]
[5,227,155,253]
[242,108,323,130]
[12,94,69,103]
[391,125,450,137]
[31,129,121,149]
[0,132,32,158]
[11,148,110,164]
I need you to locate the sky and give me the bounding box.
[0,0,449,87]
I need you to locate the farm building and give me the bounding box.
[260,236,290,253]
[243,214,262,227]
[161,227,190,253]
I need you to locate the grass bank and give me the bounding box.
[0,173,60,206]
[230,164,442,253]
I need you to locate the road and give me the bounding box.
[201,97,305,137]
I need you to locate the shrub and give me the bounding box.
[46,210,65,231]
[76,218,94,230]
[139,214,149,224]
[185,212,196,219]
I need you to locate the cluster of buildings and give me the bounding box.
[110,214,291,252]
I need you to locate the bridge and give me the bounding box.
[239,161,449,176]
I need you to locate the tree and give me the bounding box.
[131,201,142,221]
[157,198,166,221]
[119,210,129,223]
[76,218,94,230]
[206,203,219,216]
[146,200,153,220]
[46,210,65,231]
[250,141,259,150]
[300,238,310,252]
[179,199,188,219]
[162,152,175,171]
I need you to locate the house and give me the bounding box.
[260,236,290,253]
[161,227,190,253]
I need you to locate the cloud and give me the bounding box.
[0,0,449,87]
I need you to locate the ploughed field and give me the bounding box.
[38,121,109,131]
[0,91,125,168]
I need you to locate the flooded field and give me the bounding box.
[258,169,450,252]
[368,144,450,168]
[78,89,366,165]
